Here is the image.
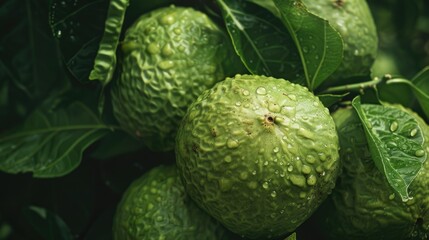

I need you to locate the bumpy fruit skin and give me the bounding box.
[176,74,340,239]
[111,6,229,151]
[323,106,429,240]
[303,0,378,86]
[113,165,233,240]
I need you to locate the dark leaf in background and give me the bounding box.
[317,93,348,108]
[273,0,343,91]
[49,0,109,82]
[352,97,427,201]
[217,0,303,84]
[91,131,145,160]
[23,206,73,240]
[0,102,112,178]
[0,0,70,128]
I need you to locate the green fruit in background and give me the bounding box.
[111,6,231,151]
[176,74,340,239]
[303,0,378,86]
[113,165,234,240]
[323,106,429,239]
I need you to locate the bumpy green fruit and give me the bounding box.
[323,106,429,239]
[303,0,378,85]
[176,74,340,239]
[113,165,233,240]
[111,6,230,151]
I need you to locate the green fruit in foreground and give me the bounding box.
[176,74,340,239]
[113,165,233,240]
[111,6,229,151]
[323,106,429,239]
[303,0,378,85]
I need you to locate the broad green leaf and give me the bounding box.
[23,206,73,240]
[273,0,343,91]
[50,0,109,82]
[352,96,427,201]
[0,102,112,178]
[89,0,129,84]
[217,0,304,84]
[247,0,280,17]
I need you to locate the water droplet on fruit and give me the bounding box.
[390,121,398,132]
[415,149,425,157]
[262,182,269,189]
[242,90,250,96]
[235,101,241,106]
[160,14,175,25]
[264,161,269,166]
[271,191,277,198]
[174,27,182,34]
[287,165,294,172]
[273,147,279,153]
[226,138,239,148]
[410,128,418,137]
[256,87,267,95]
[224,156,232,163]
[389,193,395,200]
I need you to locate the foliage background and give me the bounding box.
[0,0,428,239]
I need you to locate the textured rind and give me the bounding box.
[176,74,340,239]
[324,106,429,240]
[303,0,378,85]
[111,6,229,151]
[113,165,233,240]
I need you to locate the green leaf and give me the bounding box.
[317,93,348,108]
[0,102,112,178]
[352,96,427,201]
[0,0,69,115]
[273,0,343,91]
[91,131,144,160]
[386,71,429,120]
[284,232,297,240]
[23,206,73,240]
[49,0,110,82]
[216,0,304,83]
[247,0,280,17]
[89,0,129,84]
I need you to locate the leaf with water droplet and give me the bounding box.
[49,0,109,82]
[216,0,304,84]
[0,101,112,178]
[273,0,343,91]
[352,96,427,201]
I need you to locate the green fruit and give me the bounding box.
[323,106,429,239]
[113,165,233,240]
[111,6,230,151]
[176,74,340,239]
[303,0,378,85]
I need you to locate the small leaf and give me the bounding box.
[317,93,348,108]
[386,72,429,120]
[23,206,73,240]
[217,0,304,83]
[284,232,297,240]
[89,0,129,84]
[0,102,112,178]
[273,0,343,90]
[352,96,427,201]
